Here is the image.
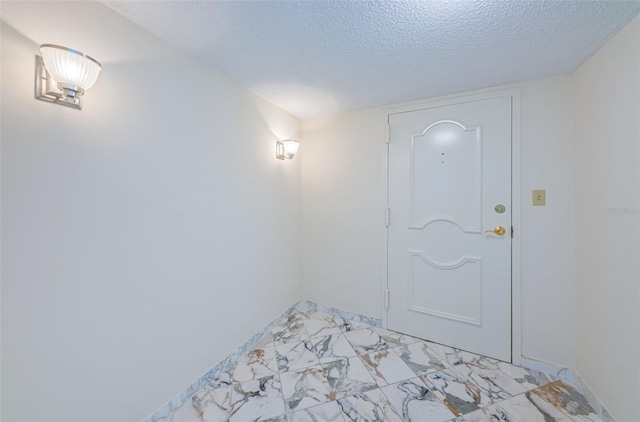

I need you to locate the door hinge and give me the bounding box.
[384,207,390,227]
[511,226,514,238]
[385,124,390,144]
[384,289,390,310]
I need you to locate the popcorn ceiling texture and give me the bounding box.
[103,0,640,119]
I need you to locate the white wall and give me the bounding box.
[301,75,576,368]
[1,2,301,421]
[300,110,386,318]
[518,77,575,368]
[572,15,640,422]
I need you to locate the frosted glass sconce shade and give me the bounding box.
[36,44,102,109]
[276,140,300,160]
[283,140,300,157]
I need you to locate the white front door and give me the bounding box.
[387,95,513,362]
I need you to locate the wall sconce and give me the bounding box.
[35,44,102,110]
[276,140,300,160]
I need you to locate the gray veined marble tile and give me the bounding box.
[359,348,416,386]
[275,340,320,372]
[381,377,456,422]
[321,356,378,400]
[262,415,288,422]
[337,388,402,422]
[424,343,459,363]
[233,346,279,383]
[295,300,381,329]
[394,342,449,377]
[302,311,345,338]
[482,391,574,422]
[428,344,500,370]
[454,363,526,401]
[343,328,390,355]
[571,377,605,419]
[496,362,556,391]
[339,318,375,332]
[202,369,234,391]
[280,366,333,412]
[457,354,501,371]
[422,368,493,417]
[254,331,277,349]
[529,380,603,422]
[310,333,358,363]
[452,408,491,422]
[600,406,615,422]
[372,327,422,348]
[272,314,310,345]
[228,375,285,421]
[154,301,612,422]
[287,400,346,422]
[166,398,203,422]
[189,385,232,421]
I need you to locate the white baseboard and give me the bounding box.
[521,356,579,383]
[572,369,616,422]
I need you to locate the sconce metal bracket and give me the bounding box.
[276,140,286,160]
[35,55,82,110]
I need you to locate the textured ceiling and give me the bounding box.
[95,1,640,117]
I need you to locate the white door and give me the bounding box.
[387,95,512,362]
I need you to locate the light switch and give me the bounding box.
[532,189,546,206]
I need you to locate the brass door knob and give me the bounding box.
[485,226,506,236]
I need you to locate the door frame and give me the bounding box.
[381,88,522,365]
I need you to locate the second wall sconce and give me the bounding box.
[35,44,102,110]
[276,140,300,160]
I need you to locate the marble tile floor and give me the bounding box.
[166,309,603,422]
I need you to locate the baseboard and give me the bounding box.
[297,299,381,328]
[143,299,380,422]
[520,356,579,384]
[521,357,616,422]
[571,370,617,422]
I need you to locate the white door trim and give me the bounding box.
[381,88,522,365]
